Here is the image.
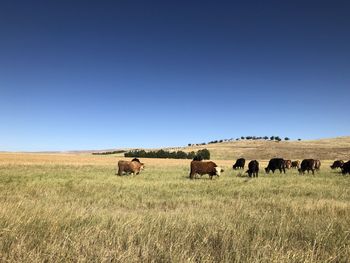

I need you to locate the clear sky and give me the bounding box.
[1,0,349,151]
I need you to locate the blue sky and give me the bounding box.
[1,0,349,151]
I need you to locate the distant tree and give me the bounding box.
[275,136,281,142]
[270,136,275,141]
[284,137,290,141]
[187,151,196,159]
[236,138,240,141]
[241,136,245,140]
[188,143,192,147]
[263,136,269,140]
[124,149,209,159]
[219,139,223,143]
[298,138,302,141]
[176,151,187,159]
[196,149,210,160]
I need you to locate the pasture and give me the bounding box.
[0,153,349,262]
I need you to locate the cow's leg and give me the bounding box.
[117,169,122,176]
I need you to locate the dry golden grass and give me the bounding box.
[0,153,327,171]
[177,136,350,160]
[0,138,350,262]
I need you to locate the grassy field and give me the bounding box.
[0,153,350,262]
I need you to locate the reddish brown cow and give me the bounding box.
[314,160,321,171]
[117,159,145,176]
[190,160,223,179]
[284,160,292,169]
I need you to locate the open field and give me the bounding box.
[0,153,350,262]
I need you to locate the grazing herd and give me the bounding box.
[116,157,350,179]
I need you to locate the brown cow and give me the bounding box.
[116,159,145,176]
[314,159,321,171]
[291,160,300,169]
[190,160,223,179]
[284,160,292,169]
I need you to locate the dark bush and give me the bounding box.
[196,149,210,160]
[124,149,210,160]
[93,150,126,155]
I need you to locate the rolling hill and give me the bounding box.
[168,136,350,160]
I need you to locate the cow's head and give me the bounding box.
[215,167,224,176]
[140,163,145,170]
[265,167,270,173]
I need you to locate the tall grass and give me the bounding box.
[0,156,349,262]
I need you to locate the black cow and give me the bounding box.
[233,158,245,170]
[246,160,259,177]
[298,159,316,175]
[265,158,286,174]
[330,160,344,170]
[341,161,350,175]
